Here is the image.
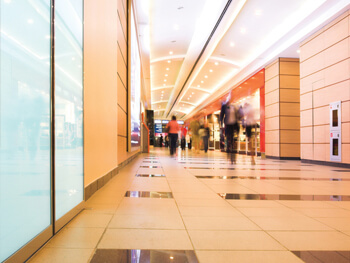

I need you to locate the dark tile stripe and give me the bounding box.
[196,176,350,181]
[218,193,350,201]
[135,174,165,177]
[292,251,350,263]
[125,191,173,198]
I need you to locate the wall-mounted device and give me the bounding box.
[329,101,341,162]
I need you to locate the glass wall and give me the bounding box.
[0,0,84,261]
[0,0,51,261]
[54,0,83,220]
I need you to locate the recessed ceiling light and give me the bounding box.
[162,91,164,93]
[167,60,171,63]
[297,49,300,53]
[192,92,194,94]
[164,79,167,82]
[163,84,166,86]
[201,81,204,83]
[166,68,170,70]
[197,85,200,87]
[204,75,208,78]
[239,87,242,89]
[215,62,219,66]
[187,98,190,100]
[230,42,235,47]
[173,24,179,30]
[165,74,168,76]
[255,10,262,15]
[209,69,213,72]
[240,28,246,34]
[169,51,173,55]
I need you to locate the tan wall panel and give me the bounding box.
[280,130,300,144]
[300,93,313,110]
[324,58,350,87]
[314,106,329,126]
[342,101,350,122]
[117,136,139,164]
[324,37,349,68]
[280,61,300,76]
[342,143,350,163]
[118,108,127,136]
[265,60,279,81]
[280,75,300,89]
[266,143,280,157]
[342,122,350,143]
[314,125,329,143]
[265,116,279,131]
[84,0,119,187]
[313,80,350,108]
[301,143,313,160]
[280,102,300,116]
[117,46,127,87]
[301,127,313,143]
[300,70,324,95]
[265,103,280,118]
[312,78,325,92]
[117,20,127,60]
[300,52,325,77]
[324,15,349,47]
[117,77,127,111]
[265,130,280,144]
[301,109,313,127]
[300,32,325,62]
[265,76,279,94]
[280,144,300,158]
[117,0,127,38]
[280,116,300,130]
[280,89,300,103]
[265,89,279,106]
[313,143,327,161]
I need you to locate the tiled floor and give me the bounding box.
[29,148,350,263]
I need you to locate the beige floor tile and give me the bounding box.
[46,228,104,248]
[228,200,284,208]
[207,184,258,194]
[66,212,113,228]
[250,216,332,231]
[268,231,350,250]
[278,200,338,209]
[315,217,350,231]
[137,168,164,174]
[178,206,243,217]
[182,216,260,230]
[98,229,192,250]
[189,230,286,250]
[83,204,119,214]
[237,207,303,217]
[176,198,231,207]
[329,201,350,210]
[195,251,304,263]
[294,208,350,217]
[108,214,185,229]
[115,198,179,215]
[29,248,93,263]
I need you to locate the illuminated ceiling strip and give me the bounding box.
[152,100,168,104]
[175,0,247,111]
[178,101,196,107]
[150,54,186,64]
[191,87,211,93]
[151,86,173,91]
[209,56,241,67]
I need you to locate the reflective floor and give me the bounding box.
[29,148,350,263]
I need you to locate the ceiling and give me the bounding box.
[134,0,350,120]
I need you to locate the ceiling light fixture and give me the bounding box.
[297,49,300,53]
[230,42,235,47]
[165,74,168,76]
[197,85,200,87]
[169,51,173,55]
[240,27,246,34]
[215,62,219,66]
[201,81,204,83]
[209,69,213,72]
[167,60,171,63]
[204,75,208,78]
[164,79,167,82]
[166,68,170,70]
[173,24,179,30]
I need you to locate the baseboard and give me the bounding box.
[267,156,300,160]
[301,159,350,168]
[84,152,140,201]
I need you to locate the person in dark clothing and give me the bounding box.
[159,135,163,147]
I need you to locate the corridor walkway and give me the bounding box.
[29,148,350,263]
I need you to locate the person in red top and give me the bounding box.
[166,116,180,155]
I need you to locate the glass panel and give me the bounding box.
[333,138,339,156]
[0,0,51,261]
[332,109,338,127]
[54,0,83,219]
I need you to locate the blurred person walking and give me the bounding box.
[180,126,187,150]
[189,119,200,153]
[166,116,180,156]
[244,103,256,165]
[220,100,240,163]
[200,121,210,153]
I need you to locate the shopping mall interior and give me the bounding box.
[1,0,350,262]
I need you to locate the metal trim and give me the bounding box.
[55,201,85,233]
